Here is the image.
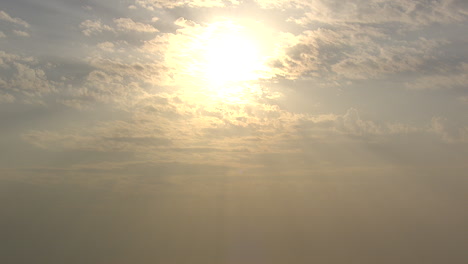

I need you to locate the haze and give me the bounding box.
[1,0,467,263]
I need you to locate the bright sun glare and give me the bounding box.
[200,20,271,85]
[205,32,262,84]
[180,19,275,102]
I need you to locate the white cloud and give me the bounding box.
[256,0,468,27]
[97,42,115,52]
[270,26,444,80]
[87,57,169,86]
[173,17,198,28]
[13,30,29,37]
[0,10,30,28]
[79,19,114,36]
[114,18,159,33]
[1,0,465,179]
[8,62,56,94]
[21,96,422,171]
[134,0,239,9]
[0,50,22,66]
[0,51,57,100]
[79,18,159,37]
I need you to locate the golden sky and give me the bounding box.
[1,1,468,263]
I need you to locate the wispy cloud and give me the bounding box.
[430,117,468,143]
[406,63,468,90]
[0,10,30,28]
[13,30,29,37]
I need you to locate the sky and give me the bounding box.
[1,0,467,263]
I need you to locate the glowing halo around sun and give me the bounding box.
[204,29,263,84]
[201,21,267,82]
[177,19,276,102]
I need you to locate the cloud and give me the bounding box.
[0,50,21,66]
[293,108,418,141]
[2,0,465,180]
[252,1,466,82]
[0,10,30,28]
[0,31,5,38]
[79,19,114,36]
[79,18,159,38]
[335,108,419,137]
[8,62,56,94]
[13,30,29,37]
[256,0,468,27]
[20,96,422,173]
[97,42,115,52]
[87,57,169,86]
[0,51,57,101]
[22,127,173,153]
[430,117,468,143]
[18,98,293,166]
[134,0,239,10]
[337,108,383,136]
[270,25,444,80]
[406,63,468,90]
[330,39,439,79]
[71,69,133,106]
[139,15,450,82]
[0,92,14,103]
[173,17,198,28]
[49,52,170,110]
[114,18,159,33]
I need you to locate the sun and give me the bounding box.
[204,31,262,84]
[176,19,276,102]
[200,20,270,85]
